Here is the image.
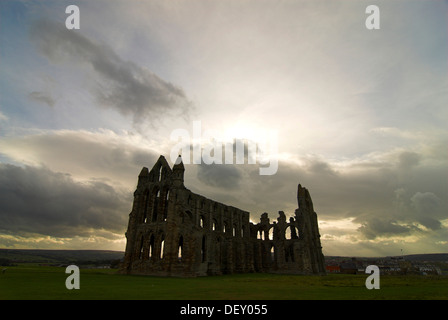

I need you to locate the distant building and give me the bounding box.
[324,255,448,276]
[415,264,442,275]
[326,265,340,273]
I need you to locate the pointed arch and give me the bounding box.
[138,235,144,259]
[200,215,205,228]
[157,165,162,181]
[160,234,165,259]
[161,187,170,222]
[268,226,274,240]
[178,236,184,262]
[224,222,229,235]
[142,189,150,223]
[151,187,160,222]
[149,234,155,260]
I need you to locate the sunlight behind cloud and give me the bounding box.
[0,0,446,256]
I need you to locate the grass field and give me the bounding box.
[1,265,447,300]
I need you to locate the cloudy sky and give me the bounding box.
[0,0,446,256]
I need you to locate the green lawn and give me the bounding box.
[1,265,447,300]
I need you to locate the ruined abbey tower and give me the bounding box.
[120,155,325,276]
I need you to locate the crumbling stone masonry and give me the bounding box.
[119,155,326,276]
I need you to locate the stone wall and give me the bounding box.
[119,155,325,276]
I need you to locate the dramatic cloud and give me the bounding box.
[29,19,193,125]
[0,129,446,254]
[0,1,446,256]
[357,218,414,240]
[0,129,160,188]
[0,129,165,249]
[411,192,442,230]
[0,163,130,243]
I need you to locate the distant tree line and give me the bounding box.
[0,258,17,267]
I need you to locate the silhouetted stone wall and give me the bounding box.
[120,155,325,276]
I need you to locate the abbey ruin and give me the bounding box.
[119,155,325,276]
